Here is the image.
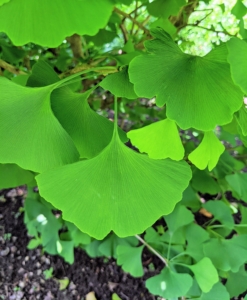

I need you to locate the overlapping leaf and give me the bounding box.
[226,173,247,202]
[129,28,243,130]
[0,0,113,46]
[0,163,34,189]
[199,282,230,300]
[235,105,247,136]
[100,67,137,99]
[189,131,225,171]
[127,119,184,160]
[146,268,193,298]
[0,77,79,173]
[188,257,219,293]
[36,126,192,239]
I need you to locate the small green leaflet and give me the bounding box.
[188,131,225,171]
[100,67,137,99]
[225,265,247,298]
[0,0,114,46]
[145,268,193,298]
[129,28,243,130]
[127,119,184,160]
[199,282,230,300]
[203,200,234,229]
[203,235,247,272]
[164,204,194,234]
[36,116,192,239]
[116,245,144,277]
[188,257,219,293]
[226,173,247,202]
[0,163,34,189]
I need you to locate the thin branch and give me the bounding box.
[0,59,27,75]
[184,24,236,37]
[135,235,168,266]
[114,7,150,35]
[120,23,128,43]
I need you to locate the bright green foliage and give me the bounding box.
[100,67,137,99]
[164,204,194,234]
[116,245,144,277]
[203,200,234,229]
[225,265,247,298]
[129,28,243,130]
[0,0,114,46]
[203,235,247,272]
[147,0,186,19]
[226,173,247,202]
[145,268,193,298]
[66,222,91,247]
[199,282,230,300]
[227,37,247,93]
[36,127,191,239]
[0,163,33,188]
[0,77,79,172]
[188,131,225,171]
[181,185,201,211]
[127,119,184,160]
[188,257,218,293]
[191,169,220,195]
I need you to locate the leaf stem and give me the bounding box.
[135,235,168,266]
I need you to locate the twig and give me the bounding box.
[0,59,27,75]
[114,7,150,35]
[135,234,168,266]
[120,23,129,43]
[183,24,236,37]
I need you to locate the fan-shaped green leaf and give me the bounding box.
[127,119,184,160]
[36,128,191,239]
[116,245,144,277]
[147,0,186,19]
[0,163,34,189]
[199,282,230,300]
[226,173,247,202]
[225,266,247,298]
[203,200,234,229]
[191,169,220,195]
[51,88,127,159]
[188,257,219,293]
[0,0,9,6]
[100,67,137,99]
[146,268,193,298]
[0,78,79,173]
[0,0,113,46]
[189,131,225,171]
[227,38,247,93]
[203,235,247,272]
[129,28,243,130]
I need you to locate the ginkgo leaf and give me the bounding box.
[227,37,247,93]
[51,88,127,159]
[191,169,220,195]
[36,125,192,239]
[189,131,225,171]
[203,235,247,272]
[116,245,144,277]
[199,282,230,300]
[0,163,34,189]
[225,266,247,298]
[127,119,184,160]
[146,268,193,298]
[100,67,137,99]
[0,0,9,6]
[0,77,79,173]
[129,28,243,130]
[188,257,219,293]
[235,105,247,136]
[226,173,247,202]
[0,0,113,46]
[27,60,127,159]
[147,0,186,19]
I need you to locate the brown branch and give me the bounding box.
[0,59,27,75]
[184,24,237,37]
[114,7,150,35]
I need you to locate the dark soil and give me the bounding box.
[0,189,162,300]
